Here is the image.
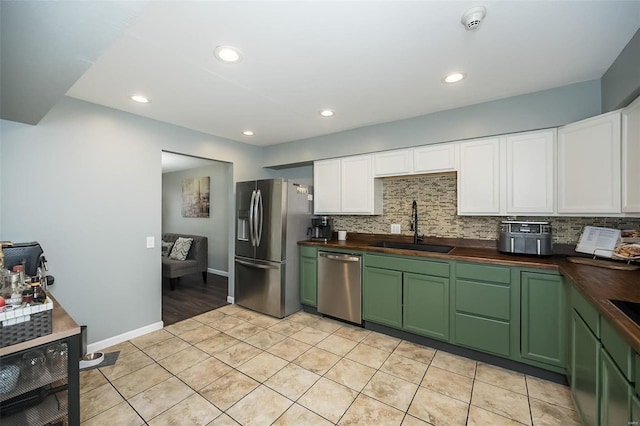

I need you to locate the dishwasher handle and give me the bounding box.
[318,252,361,262]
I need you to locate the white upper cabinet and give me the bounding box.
[622,95,640,213]
[557,110,621,214]
[314,154,382,215]
[313,159,341,214]
[374,149,412,177]
[413,143,457,174]
[458,137,502,215]
[341,155,382,214]
[373,143,458,177]
[506,130,556,214]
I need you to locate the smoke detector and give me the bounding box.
[461,6,486,31]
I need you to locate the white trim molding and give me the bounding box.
[86,321,164,354]
[208,268,228,277]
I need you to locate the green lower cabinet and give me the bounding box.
[454,313,510,356]
[600,348,631,426]
[363,266,403,329]
[300,256,317,306]
[631,394,640,423]
[403,273,449,341]
[571,310,601,426]
[520,272,566,367]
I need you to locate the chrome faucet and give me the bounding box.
[410,201,424,244]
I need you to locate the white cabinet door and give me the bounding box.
[341,155,379,214]
[413,143,457,173]
[313,159,341,214]
[557,111,621,214]
[506,130,555,214]
[458,137,502,215]
[622,96,640,213]
[374,149,412,177]
[314,155,381,215]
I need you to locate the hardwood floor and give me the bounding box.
[162,272,229,326]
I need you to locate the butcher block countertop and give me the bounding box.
[299,234,640,353]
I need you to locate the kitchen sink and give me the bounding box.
[370,241,454,254]
[609,299,640,327]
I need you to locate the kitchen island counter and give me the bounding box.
[299,236,640,353]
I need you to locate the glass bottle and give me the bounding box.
[31,281,46,304]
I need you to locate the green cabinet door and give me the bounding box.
[521,272,566,367]
[300,256,317,306]
[631,394,640,424]
[403,273,449,341]
[363,266,403,329]
[601,348,631,426]
[571,310,601,426]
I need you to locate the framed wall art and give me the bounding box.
[182,176,210,217]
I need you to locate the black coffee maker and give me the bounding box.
[307,216,333,242]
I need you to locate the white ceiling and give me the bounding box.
[5,1,640,147]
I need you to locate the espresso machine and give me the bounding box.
[308,216,333,242]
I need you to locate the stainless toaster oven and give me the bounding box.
[498,221,552,256]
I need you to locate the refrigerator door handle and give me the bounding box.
[256,189,264,246]
[249,189,257,246]
[235,258,278,270]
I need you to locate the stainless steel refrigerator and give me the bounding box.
[235,178,312,318]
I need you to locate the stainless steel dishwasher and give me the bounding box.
[317,251,362,324]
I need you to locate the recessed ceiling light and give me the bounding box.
[130,94,150,103]
[214,46,242,63]
[319,109,335,117]
[443,73,465,84]
[242,130,254,136]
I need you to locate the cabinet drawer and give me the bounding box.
[300,246,317,258]
[601,318,635,382]
[636,354,640,395]
[570,286,600,337]
[456,262,510,284]
[455,313,510,356]
[364,254,450,278]
[455,279,510,320]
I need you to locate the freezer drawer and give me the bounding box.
[317,251,362,324]
[235,257,286,318]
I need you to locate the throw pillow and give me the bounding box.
[169,237,193,261]
[161,240,173,257]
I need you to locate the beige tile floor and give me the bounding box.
[80,305,582,425]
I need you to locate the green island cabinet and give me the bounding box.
[299,246,318,306]
[568,284,640,426]
[363,253,450,339]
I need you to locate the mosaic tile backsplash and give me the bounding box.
[331,173,640,245]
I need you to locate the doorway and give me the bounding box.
[161,151,232,325]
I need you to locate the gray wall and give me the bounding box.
[602,28,640,112]
[162,162,231,274]
[263,79,602,168]
[0,97,265,344]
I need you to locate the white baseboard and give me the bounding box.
[87,321,164,354]
[208,268,228,277]
[227,296,234,304]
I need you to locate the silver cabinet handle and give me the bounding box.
[235,258,278,270]
[318,252,360,262]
